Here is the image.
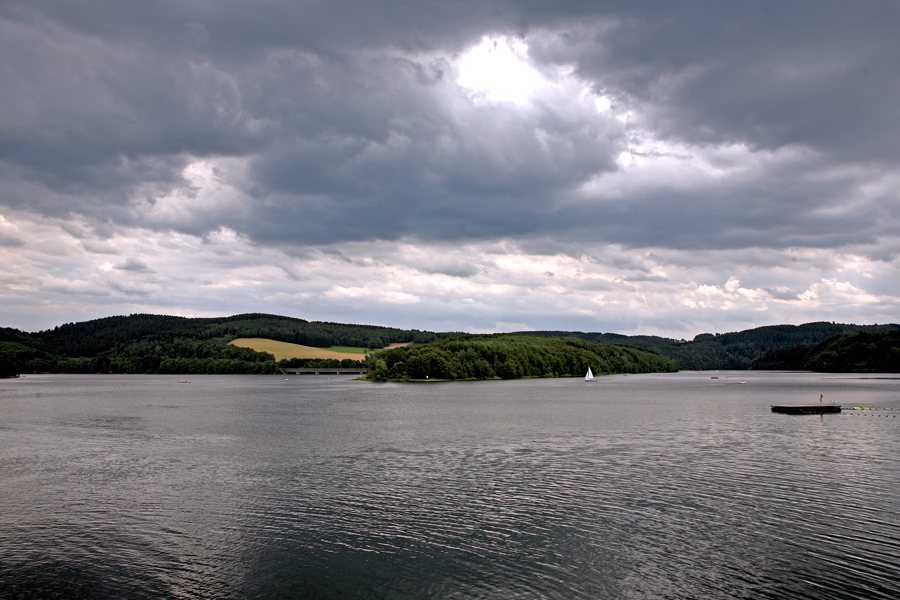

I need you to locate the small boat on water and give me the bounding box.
[585,368,596,382]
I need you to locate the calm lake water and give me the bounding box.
[1,371,899,599]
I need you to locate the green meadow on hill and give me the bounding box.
[228,338,374,361]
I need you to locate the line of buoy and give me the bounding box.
[845,412,896,417]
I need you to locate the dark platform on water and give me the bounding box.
[771,405,842,415]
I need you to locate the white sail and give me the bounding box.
[585,368,596,382]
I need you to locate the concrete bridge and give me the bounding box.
[281,368,367,375]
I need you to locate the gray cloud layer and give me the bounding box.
[2,1,899,332]
[3,2,897,244]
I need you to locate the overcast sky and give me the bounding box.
[2,1,899,337]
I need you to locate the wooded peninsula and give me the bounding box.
[1,314,898,379]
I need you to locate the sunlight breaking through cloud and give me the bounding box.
[458,37,546,105]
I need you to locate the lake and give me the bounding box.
[1,371,899,599]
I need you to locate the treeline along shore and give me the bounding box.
[1,313,898,377]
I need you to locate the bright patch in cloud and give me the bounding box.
[458,37,545,104]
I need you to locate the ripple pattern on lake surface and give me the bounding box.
[1,372,899,599]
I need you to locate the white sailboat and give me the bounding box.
[585,367,596,382]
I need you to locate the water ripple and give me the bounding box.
[1,373,899,598]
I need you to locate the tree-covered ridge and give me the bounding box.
[12,313,448,356]
[2,315,897,376]
[366,334,678,381]
[752,330,900,372]
[0,313,456,375]
[519,322,900,370]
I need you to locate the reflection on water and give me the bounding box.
[1,372,899,599]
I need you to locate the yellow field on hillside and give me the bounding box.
[229,338,370,361]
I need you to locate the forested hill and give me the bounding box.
[0,313,455,375]
[516,322,900,370]
[2,315,897,376]
[366,334,678,381]
[752,330,900,372]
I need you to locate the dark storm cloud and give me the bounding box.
[114,258,153,273]
[0,231,24,248]
[532,1,900,164]
[764,286,802,301]
[231,55,623,245]
[1,1,898,253]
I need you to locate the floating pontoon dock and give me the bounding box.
[771,405,842,415]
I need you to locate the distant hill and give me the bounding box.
[1,315,897,375]
[515,322,900,370]
[366,334,678,381]
[0,313,456,375]
[752,330,900,372]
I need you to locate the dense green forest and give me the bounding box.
[519,322,900,370]
[1,314,897,376]
[0,313,453,375]
[365,334,678,381]
[752,330,900,372]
